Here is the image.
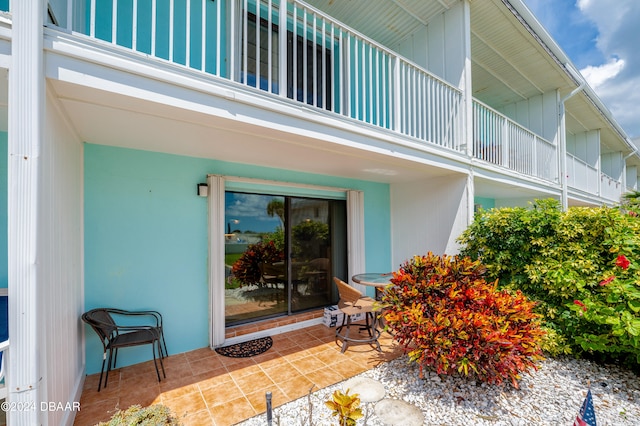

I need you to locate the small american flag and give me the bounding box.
[574,388,597,426]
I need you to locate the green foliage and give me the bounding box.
[292,220,329,260]
[380,253,545,388]
[97,404,181,425]
[459,199,561,293]
[325,389,363,426]
[537,325,572,357]
[569,254,640,365]
[620,190,640,216]
[458,199,640,369]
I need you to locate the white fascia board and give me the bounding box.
[471,163,562,197]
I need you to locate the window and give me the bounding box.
[242,11,333,109]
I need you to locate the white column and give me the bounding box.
[462,0,473,157]
[8,0,44,424]
[346,190,366,294]
[207,175,226,347]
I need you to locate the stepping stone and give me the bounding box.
[374,399,424,426]
[341,377,386,403]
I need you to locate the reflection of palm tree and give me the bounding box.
[266,199,285,226]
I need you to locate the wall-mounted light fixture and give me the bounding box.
[197,183,209,197]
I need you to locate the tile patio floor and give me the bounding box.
[74,324,402,426]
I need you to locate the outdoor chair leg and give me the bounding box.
[112,347,119,370]
[161,335,168,358]
[97,353,107,392]
[104,349,115,389]
[158,340,166,378]
[152,344,161,382]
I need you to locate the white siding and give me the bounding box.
[390,174,469,267]
[500,91,559,143]
[626,166,638,191]
[567,129,600,168]
[40,90,84,425]
[602,152,623,181]
[394,2,466,88]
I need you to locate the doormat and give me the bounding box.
[215,336,273,358]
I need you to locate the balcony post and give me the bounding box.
[278,0,288,97]
[501,116,508,167]
[229,0,238,81]
[8,0,44,423]
[393,55,400,133]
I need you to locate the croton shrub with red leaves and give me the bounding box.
[380,252,545,388]
[231,240,284,286]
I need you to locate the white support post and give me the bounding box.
[462,0,473,156]
[8,0,44,424]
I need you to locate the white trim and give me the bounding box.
[0,289,6,296]
[214,175,350,195]
[207,175,227,348]
[208,175,360,347]
[347,190,366,293]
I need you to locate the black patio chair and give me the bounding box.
[82,308,167,391]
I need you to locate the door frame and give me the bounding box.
[207,174,365,347]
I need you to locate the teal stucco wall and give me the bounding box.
[84,144,391,373]
[474,197,495,212]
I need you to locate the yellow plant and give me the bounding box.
[325,389,363,426]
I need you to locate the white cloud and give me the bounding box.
[579,58,625,90]
[575,0,640,137]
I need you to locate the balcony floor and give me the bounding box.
[74,324,401,425]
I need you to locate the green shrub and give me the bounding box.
[380,252,545,388]
[459,198,561,294]
[458,199,640,368]
[569,253,640,366]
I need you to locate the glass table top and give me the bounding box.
[352,272,393,286]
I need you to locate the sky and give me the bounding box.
[522,0,640,140]
[225,192,282,234]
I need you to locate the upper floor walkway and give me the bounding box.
[1,0,634,202]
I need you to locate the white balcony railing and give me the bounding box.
[64,0,464,152]
[566,152,599,194]
[472,100,557,182]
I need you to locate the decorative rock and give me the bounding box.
[342,377,386,403]
[374,399,424,426]
[238,356,640,426]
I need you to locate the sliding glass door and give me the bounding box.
[224,192,346,326]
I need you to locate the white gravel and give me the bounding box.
[237,356,640,425]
